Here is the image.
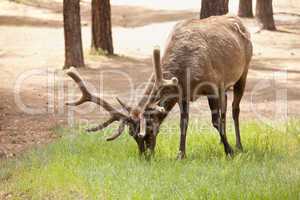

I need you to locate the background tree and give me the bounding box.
[200,0,229,19]
[256,0,276,30]
[238,0,253,18]
[91,0,114,55]
[63,0,85,69]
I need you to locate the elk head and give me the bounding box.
[65,47,178,155]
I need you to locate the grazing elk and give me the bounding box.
[65,15,253,159]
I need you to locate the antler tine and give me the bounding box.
[65,67,128,120]
[153,47,163,85]
[116,97,132,113]
[65,68,91,106]
[106,120,126,141]
[135,74,155,112]
[86,118,116,132]
[153,47,178,88]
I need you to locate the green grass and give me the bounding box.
[1,120,300,200]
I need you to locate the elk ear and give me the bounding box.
[149,103,166,113]
[116,97,132,113]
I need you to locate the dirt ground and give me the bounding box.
[0,0,300,158]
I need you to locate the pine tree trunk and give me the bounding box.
[91,0,114,55]
[238,0,253,18]
[200,0,229,19]
[63,0,85,69]
[256,0,276,30]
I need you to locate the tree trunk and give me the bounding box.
[91,0,114,55]
[63,0,85,69]
[200,0,229,19]
[256,0,276,30]
[238,0,253,18]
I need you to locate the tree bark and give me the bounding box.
[238,0,253,18]
[91,0,114,55]
[63,0,85,69]
[200,0,229,19]
[256,0,276,30]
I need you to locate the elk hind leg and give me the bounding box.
[219,85,233,156]
[232,76,247,151]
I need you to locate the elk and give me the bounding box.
[65,15,253,159]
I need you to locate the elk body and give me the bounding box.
[66,15,253,158]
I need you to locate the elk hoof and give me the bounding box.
[226,146,234,157]
[236,143,244,152]
[176,151,186,160]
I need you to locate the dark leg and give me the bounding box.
[218,85,233,156]
[232,76,247,151]
[208,94,227,146]
[145,134,157,155]
[135,137,146,156]
[208,97,220,131]
[177,100,189,159]
[208,94,227,132]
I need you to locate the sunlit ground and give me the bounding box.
[110,0,288,12]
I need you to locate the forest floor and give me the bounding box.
[0,0,300,158]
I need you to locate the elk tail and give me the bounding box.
[233,22,251,41]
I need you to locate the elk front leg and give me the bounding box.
[178,100,189,159]
[135,137,146,156]
[145,133,157,155]
[218,85,233,156]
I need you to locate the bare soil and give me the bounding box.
[0,0,300,158]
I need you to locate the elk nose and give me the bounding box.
[138,133,146,138]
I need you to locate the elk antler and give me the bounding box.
[153,47,178,88]
[143,47,178,110]
[106,119,126,141]
[116,97,132,113]
[138,47,179,137]
[65,67,129,140]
